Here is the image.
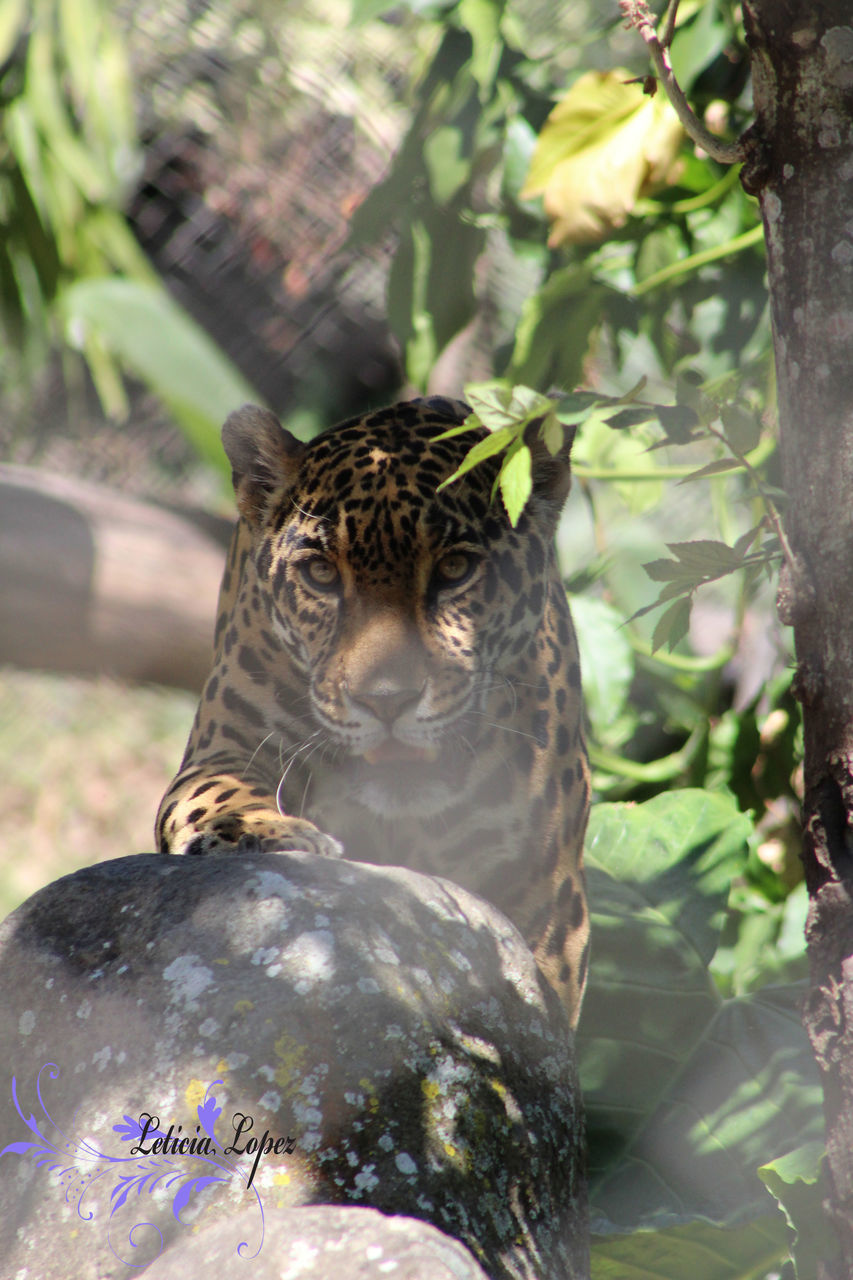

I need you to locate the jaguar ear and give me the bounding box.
[413,395,472,424]
[525,417,576,514]
[222,404,305,525]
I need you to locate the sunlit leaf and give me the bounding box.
[758,1141,827,1279]
[465,379,554,433]
[521,70,684,244]
[457,0,502,96]
[424,126,470,205]
[437,423,516,489]
[498,440,532,525]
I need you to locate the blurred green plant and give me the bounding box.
[349,1,810,1274]
[0,0,253,461]
[2,0,815,1271]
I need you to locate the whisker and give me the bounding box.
[467,712,541,744]
[295,737,331,816]
[274,730,324,814]
[244,730,277,777]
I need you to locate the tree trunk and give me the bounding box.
[742,4,853,1274]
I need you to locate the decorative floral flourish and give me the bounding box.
[0,1064,265,1267]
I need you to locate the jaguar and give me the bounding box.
[156,397,591,1025]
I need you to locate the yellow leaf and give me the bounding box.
[521,71,684,245]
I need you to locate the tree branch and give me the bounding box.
[619,0,746,166]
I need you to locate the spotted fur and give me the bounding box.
[156,397,591,1025]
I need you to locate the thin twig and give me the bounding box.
[659,0,680,49]
[705,420,796,571]
[619,0,745,165]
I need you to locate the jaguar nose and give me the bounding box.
[350,682,423,726]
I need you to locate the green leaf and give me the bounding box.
[651,594,692,651]
[502,115,538,202]
[721,404,762,456]
[26,18,111,204]
[438,382,566,510]
[628,578,693,625]
[580,794,822,1274]
[437,423,516,489]
[552,389,603,425]
[669,0,729,91]
[571,596,634,738]
[498,440,532,525]
[424,126,470,205]
[643,556,693,583]
[632,224,766,297]
[667,538,743,574]
[347,0,397,23]
[758,1141,828,1279]
[465,379,552,431]
[542,413,564,456]
[0,0,26,66]
[606,406,657,431]
[635,223,685,286]
[590,985,821,1232]
[58,278,259,468]
[457,0,502,97]
[388,207,484,384]
[591,1215,789,1279]
[675,368,708,415]
[581,792,750,1160]
[402,218,437,390]
[656,403,700,442]
[734,523,764,559]
[678,457,744,483]
[506,262,605,389]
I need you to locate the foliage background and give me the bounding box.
[0,0,819,1276]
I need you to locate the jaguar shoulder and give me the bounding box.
[156,396,591,1025]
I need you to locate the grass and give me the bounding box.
[0,668,195,919]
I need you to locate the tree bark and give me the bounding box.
[0,465,230,692]
[741,4,853,1274]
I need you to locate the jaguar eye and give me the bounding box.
[299,556,340,591]
[434,551,477,587]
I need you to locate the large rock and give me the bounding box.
[143,1204,490,1278]
[0,852,587,1279]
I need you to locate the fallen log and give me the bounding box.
[0,464,231,691]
